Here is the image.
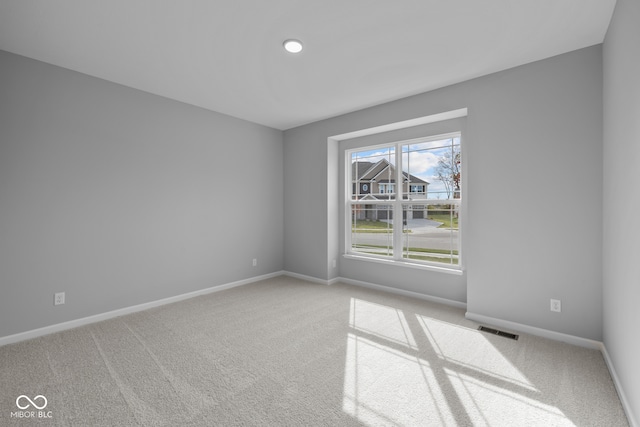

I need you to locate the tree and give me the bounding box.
[435,149,461,199]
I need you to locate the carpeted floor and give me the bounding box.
[0,276,629,426]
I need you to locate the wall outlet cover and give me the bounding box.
[54,292,65,306]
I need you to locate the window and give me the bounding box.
[379,183,395,194]
[347,132,461,269]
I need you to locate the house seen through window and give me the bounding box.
[347,132,461,268]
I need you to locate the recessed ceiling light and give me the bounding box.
[283,39,303,54]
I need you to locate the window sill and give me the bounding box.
[342,253,464,275]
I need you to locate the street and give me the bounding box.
[351,219,459,260]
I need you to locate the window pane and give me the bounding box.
[351,147,396,201]
[402,137,461,201]
[351,205,393,257]
[401,203,459,265]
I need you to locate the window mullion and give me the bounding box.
[393,145,403,260]
[346,200,352,254]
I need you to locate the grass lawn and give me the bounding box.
[352,244,458,265]
[427,213,459,229]
[405,247,459,255]
[353,244,458,256]
[404,254,457,264]
[352,220,399,233]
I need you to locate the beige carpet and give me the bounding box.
[0,276,629,426]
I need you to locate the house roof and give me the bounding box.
[352,162,374,180]
[352,159,428,185]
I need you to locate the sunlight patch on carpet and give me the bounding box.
[417,315,536,391]
[349,298,417,349]
[445,368,575,426]
[342,333,454,426]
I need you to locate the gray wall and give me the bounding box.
[1,26,632,418]
[284,45,603,340]
[0,51,284,338]
[603,0,640,423]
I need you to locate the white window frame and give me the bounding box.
[345,132,462,272]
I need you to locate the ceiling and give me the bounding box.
[0,1,616,130]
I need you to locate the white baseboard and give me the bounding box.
[327,277,341,285]
[337,277,467,309]
[601,344,639,427]
[465,311,602,350]
[281,271,467,309]
[466,312,637,426]
[282,270,334,285]
[0,271,284,347]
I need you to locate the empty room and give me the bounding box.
[0,1,638,426]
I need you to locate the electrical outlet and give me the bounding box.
[54,292,65,306]
[252,258,257,267]
[332,259,336,268]
[550,299,561,313]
